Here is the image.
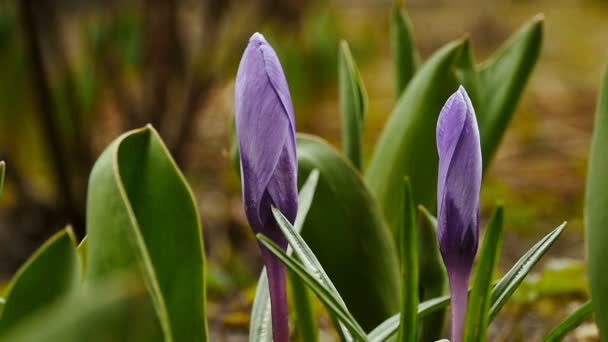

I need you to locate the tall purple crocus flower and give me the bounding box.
[436,86,482,342]
[235,32,298,342]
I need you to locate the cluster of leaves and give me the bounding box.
[0,4,604,342]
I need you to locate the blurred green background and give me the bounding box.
[0,0,607,340]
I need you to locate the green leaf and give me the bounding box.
[339,40,368,170]
[365,39,465,235]
[543,301,593,342]
[586,65,608,338]
[416,206,447,341]
[464,206,504,342]
[390,5,419,97]
[397,178,418,342]
[272,207,356,341]
[477,15,543,171]
[257,234,368,341]
[249,170,320,342]
[0,277,160,342]
[489,222,566,321]
[298,134,400,330]
[0,228,80,330]
[85,125,208,341]
[0,161,5,194]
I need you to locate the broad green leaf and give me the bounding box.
[298,134,400,330]
[0,228,79,330]
[0,277,159,341]
[272,207,355,341]
[369,222,565,340]
[544,301,593,342]
[454,40,481,111]
[417,205,447,341]
[477,15,543,171]
[365,39,465,235]
[249,170,320,342]
[489,222,566,321]
[257,234,368,341]
[390,5,419,97]
[398,178,418,342]
[464,206,504,342]
[86,125,208,341]
[586,65,608,338]
[339,40,368,170]
[0,161,4,194]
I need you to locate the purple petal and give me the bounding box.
[235,32,298,233]
[436,86,482,342]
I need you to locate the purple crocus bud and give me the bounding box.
[436,86,482,342]
[235,32,298,342]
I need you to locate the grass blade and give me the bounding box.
[398,178,418,342]
[489,222,566,321]
[464,206,504,342]
[257,234,368,341]
[544,301,593,342]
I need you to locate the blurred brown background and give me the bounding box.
[0,0,606,340]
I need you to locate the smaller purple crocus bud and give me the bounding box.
[235,32,298,342]
[436,86,482,342]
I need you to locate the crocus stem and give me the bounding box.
[448,269,471,342]
[261,248,289,342]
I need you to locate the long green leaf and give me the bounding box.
[390,5,419,97]
[249,170,320,342]
[298,134,400,330]
[464,206,504,342]
[339,40,367,170]
[489,222,566,321]
[365,39,465,235]
[257,234,368,341]
[0,228,79,329]
[586,65,608,339]
[86,125,208,341]
[398,178,418,342]
[544,301,593,342]
[477,15,543,171]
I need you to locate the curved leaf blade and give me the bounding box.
[477,15,543,171]
[257,234,368,341]
[86,125,208,341]
[0,228,80,330]
[543,301,593,342]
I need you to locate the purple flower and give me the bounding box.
[436,86,482,342]
[235,32,298,342]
